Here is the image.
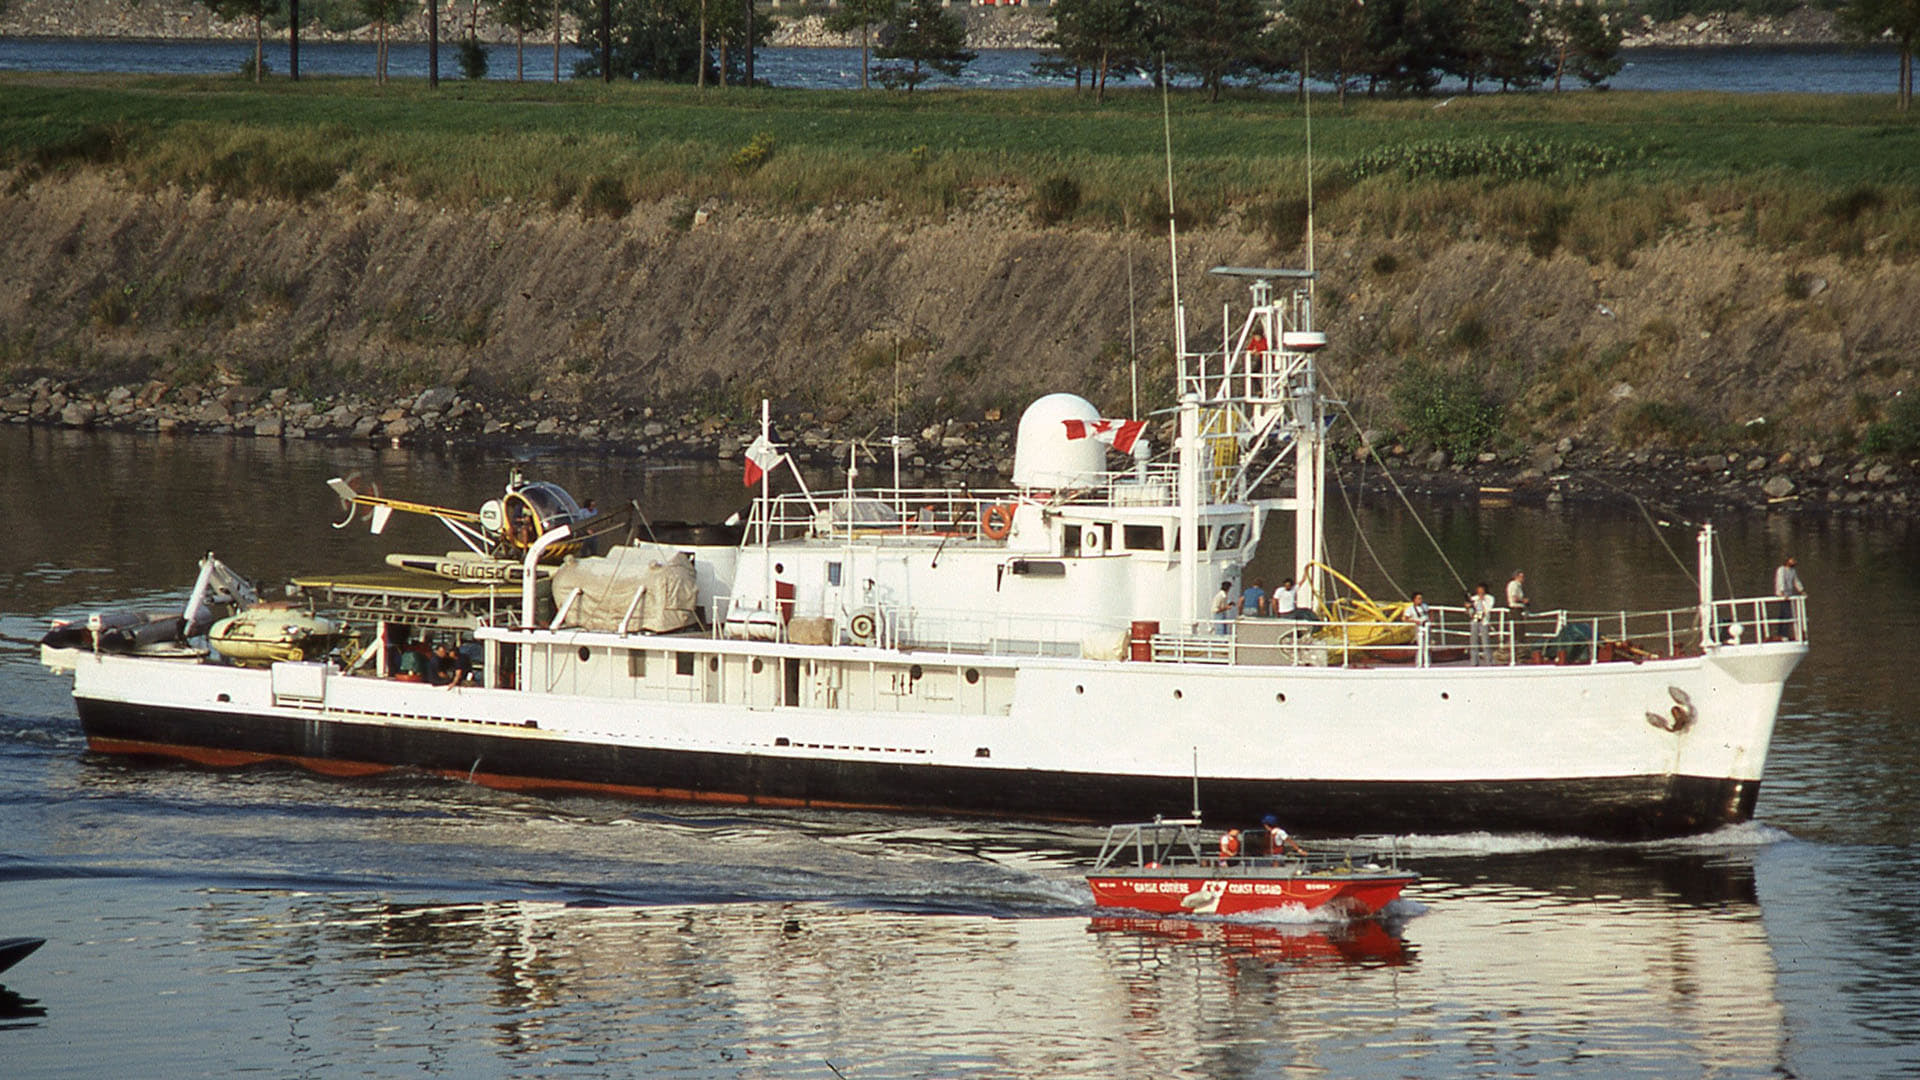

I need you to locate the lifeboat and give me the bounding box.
[210,606,343,666]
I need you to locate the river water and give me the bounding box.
[1,422,1917,1077]
[0,38,1905,93]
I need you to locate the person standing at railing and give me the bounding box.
[1403,591,1431,666]
[1506,570,1529,616]
[1212,581,1235,636]
[1240,579,1269,618]
[1469,583,1496,665]
[1772,556,1805,641]
[1218,828,1242,865]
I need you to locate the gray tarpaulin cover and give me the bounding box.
[551,549,698,633]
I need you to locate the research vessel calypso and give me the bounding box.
[43,268,1806,838]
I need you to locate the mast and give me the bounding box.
[1697,523,1716,649]
[1178,392,1202,631]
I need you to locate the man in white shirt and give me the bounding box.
[1293,572,1317,621]
[1469,583,1496,665]
[1772,556,1804,641]
[1506,570,1528,615]
[1402,591,1432,664]
[1212,580,1234,635]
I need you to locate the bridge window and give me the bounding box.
[1123,525,1164,551]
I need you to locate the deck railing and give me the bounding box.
[705,594,1804,668]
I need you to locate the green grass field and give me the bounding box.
[3,74,1917,257]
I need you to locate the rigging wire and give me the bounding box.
[1317,367,1471,598]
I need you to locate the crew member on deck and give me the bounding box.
[1218,828,1242,864]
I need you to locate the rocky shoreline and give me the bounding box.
[0,0,1853,52]
[9,374,1916,522]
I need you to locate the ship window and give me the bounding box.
[1170,526,1211,553]
[675,652,695,676]
[629,651,646,678]
[965,668,980,684]
[1063,525,1082,556]
[577,646,591,662]
[975,747,991,758]
[752,658,764,674]
[709,657,719,672]
[910,664,923,680]
[1123,524,1164,551]
[1215,523,1245,550]
[1275,692,1286,704]
[1173,689,1183,700]
[827,562,843,586]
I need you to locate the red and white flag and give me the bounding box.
[1062,418,1146,454]
[743,434,782,487]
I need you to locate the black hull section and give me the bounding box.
[76,698,1759,841]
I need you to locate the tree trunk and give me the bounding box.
[516,27,524,81]
[719,35,729,86]
[428,0,439,88]
[553,0,561,82]
[698,0,708,88]
[252,15,263,82]
[1554,41,1566,92]
[1096,49,1108,104]
[861,26,870,89]
[289,0,300,81]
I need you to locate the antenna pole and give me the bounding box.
[1127,239,1139,421]
[1190,747,1200,820]
[1161,53,1181,318]
[1304,48,1316,294]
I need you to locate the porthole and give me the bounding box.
[1075,684,1085,695]
[709,657,719,672]
[975,747,991,758]
[910,664,924,679]
[752,658,764,674]
[1275,692,1287,704]
[1173,689,1184,700]
[217,693,230,703]
[964,668,980,685]
[1441,691,1451,701]
[577,646,591,662]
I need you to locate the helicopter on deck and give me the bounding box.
[328,469,635,581]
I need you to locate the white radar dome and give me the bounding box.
[1013,393,1107,489]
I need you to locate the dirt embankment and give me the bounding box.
[2,173,1917,516]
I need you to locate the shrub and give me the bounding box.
[1617,400,1706,446]
[730,131,776,174]
[1370,251,1400,275]
[1348,137,1639,184]
[1862,395,1920,456]
[1824,185,1882,224]
[1448,309,1489,352]
[1032,174,1082,225]
[1391,363,1501,461]
[457,38,490,81]
[581,174,631,218]
[1252,196,1308,251]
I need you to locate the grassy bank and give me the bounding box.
[3,75,1918,260]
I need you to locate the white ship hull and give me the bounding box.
[67,624,1801,837]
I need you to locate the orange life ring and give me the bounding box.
[981,503,1016,540]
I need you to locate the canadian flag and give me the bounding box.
[1062,418,1146,454]
[743,434,782,487]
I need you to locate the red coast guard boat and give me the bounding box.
[1086,817,1417,918]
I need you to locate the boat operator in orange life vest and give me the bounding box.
[1218,827,1242,864]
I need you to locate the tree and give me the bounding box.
[202,0,284,83]
[1163,0,1273,102]
[825,0,899,90]
[1284,0,1374,104]
[1045,0,1147,102]
[1457,0,1543,91]
[1364,0,1461,95]
[571,0,772,82]
[1538,1,1622,91]
[873,0,975,91]
[498,0,553,81]
[1842,0,1920,111]
[361,0,411,83]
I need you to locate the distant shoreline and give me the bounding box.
[0,1,1853,51]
